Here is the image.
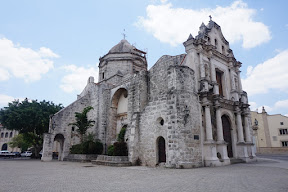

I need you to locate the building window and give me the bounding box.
[214,39,218,47]
[216,70,224,96]
[5,132,8,138]
[1,133,3,138]
[281,141,288,147]
[279,129,288,135]
[102,72,105,80]
[280,122,284,125]
[9,132,12,138]
[222,45,225,54]
[157,117,164,126]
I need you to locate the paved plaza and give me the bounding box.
[0,156,288,192]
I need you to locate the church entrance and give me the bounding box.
[157,136,166,163]
[110,88,128,142]
[221,115,233,158]
[54,134,64,160]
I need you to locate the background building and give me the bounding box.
[0,124,20,152]
[251,107,288,153]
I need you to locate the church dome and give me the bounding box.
[108,39,135,53]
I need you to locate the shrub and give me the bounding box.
[113,142,128,156]
[107,145,114,156]
[117,127,126,142]
[70,140,103,154]
[70,144,83,154]
[86,140,103,154]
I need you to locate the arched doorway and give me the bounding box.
[221,115,233,158]
[157,137,166,163]
[110,88,128,142]
[54,134,64,160]
[1,143,8,150]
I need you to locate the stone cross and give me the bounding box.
[122,29,127,39]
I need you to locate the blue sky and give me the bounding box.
[0,0,288,116]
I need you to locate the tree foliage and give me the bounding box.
[69,106,95,142]
[9,133,32,151]
[0,99,63,155]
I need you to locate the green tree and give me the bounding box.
[0,99,63,157]
[9,133,32,151]
[69,106,95,142]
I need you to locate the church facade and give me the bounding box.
[42,19,256,168]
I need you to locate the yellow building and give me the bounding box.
[0,124,21,152]
[251,107,288,153]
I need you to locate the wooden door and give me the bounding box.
[158,137,166,163]
[221,115,233,158]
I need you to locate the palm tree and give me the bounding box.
[69,106,95,142]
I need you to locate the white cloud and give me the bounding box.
[0,94,25,108]
[242,50,288,96]
[60,65,98,93]
[160,0,168,3]
[249,100,288,115]
[274,100,288,109]
[0,38,58,82]
[0,68,10,81]
[248,101,258,111]
[0,94,15,108]
[136,0,271,48]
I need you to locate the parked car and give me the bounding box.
[12,152,21,157]
[21,151,32,157]
[0,150,15,157]
[39,150,43,158]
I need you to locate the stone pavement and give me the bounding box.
[0,158,287,192]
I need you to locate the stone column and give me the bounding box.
[215,102,229,165]
[200,53,205,79]
[236,111,244,143]
[205,104,213,141]
[244,113,251,142]
[229,66,236,91]
[237,70,242,92]
[41,133,53,161]
[215,105,224,142]
[210,58,219,95]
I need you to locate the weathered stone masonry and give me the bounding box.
[42,19,256,168]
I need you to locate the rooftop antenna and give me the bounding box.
[122,29,127,40]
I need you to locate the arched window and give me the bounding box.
[1,143,8,150]
[1,133,4,138]
[9,132,13,138]
[214,39,218,47]
[5,132,8,138]
[156,117,164,126]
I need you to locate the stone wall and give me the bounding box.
[257,147,288,154]
[135,55,202,168]
[43,82,107,161]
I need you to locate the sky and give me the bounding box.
[0,0,288,116]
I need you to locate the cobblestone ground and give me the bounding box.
[0,158,287,192]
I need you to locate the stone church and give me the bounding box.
[42,19,256,168]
